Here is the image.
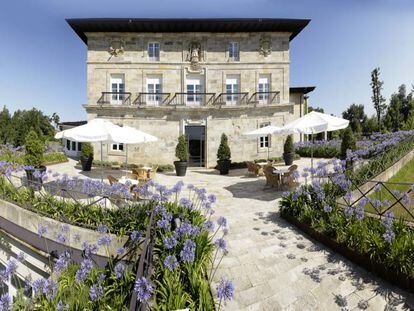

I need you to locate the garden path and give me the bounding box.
[53,158,413,310]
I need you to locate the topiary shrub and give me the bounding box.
[175,135,189,162]
[24,130,44,167]
[341,127,356,159]
[283,135,294,155]
[81,142,94,158]
[217,133,231,161]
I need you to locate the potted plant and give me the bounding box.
[341,127,356,169]
[24,130,46,190]
[80,142,94,171]
[283,135,295,165]
[174,135,189,176]
[217,133,231,175]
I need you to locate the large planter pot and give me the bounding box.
[25,166,46,191]
[283,153,294,165]
[217,160,231,175]
[174,161,188,176]
[80,156,93,171]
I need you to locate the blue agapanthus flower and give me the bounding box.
[134,277,153,302]
[164,255,178,271]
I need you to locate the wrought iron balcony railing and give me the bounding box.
[167,93,216,106]
[213,92,249,106]
[97,92,132,106]
[247,91,280,105]
[132,93,171,106]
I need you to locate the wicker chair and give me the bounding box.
[246,161,263,176]
[264,165,280,188]
[281,166,299,190]
[148,166,158,180]
[107,175,118,186]
[132,168,149,181]
[126,172,138,180]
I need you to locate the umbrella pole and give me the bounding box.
[100,141,103,182]
[125,145,128,177]
[267,134,270,161]
[311,134,314,169]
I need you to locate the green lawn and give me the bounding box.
[367,158,414,220]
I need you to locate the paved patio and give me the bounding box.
[50,158,413,310]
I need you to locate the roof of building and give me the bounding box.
[66,18,311,44]
[58,121,87,127]
[290,86,316,94]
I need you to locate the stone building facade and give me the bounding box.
[68,18,315,167]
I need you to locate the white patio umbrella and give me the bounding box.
[55,119,119,180]
[243,125,281,160]
[110,126,158,173]
[274,111,349,166]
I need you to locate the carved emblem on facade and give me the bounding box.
[108,39,125,59]
[259,35,272,57]
[186,41,203,71]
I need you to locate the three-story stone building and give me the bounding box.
[68,18,314,167]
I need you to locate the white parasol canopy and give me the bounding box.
[54,119,118,142]
[243,125,282,137]
[55,119,158,180]
[243,125,281,160]
[274,111,349,135]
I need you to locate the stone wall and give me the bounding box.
[86,32,290,105]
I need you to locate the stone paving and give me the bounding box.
[51,158,414,310]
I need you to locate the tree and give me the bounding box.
[308,106,324,113]
[384,93,404,132]
[341,127,356,159]
[175,135,189,162]
[363,115,379,134]
[342,104,366,133]
[49,113,60,129]
[217,133,231,161]
[0,106,11,144]
[370,68,387,130]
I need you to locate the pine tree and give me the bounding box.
[370,68,387,130]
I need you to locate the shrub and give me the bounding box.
[341,127,356,159]
[175,135,189,162]
[24,130,44,167]
[283,135,294,154]
[81,142,94,158]
[217,133,231,161]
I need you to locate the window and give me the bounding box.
[148,42,160,61]
[110,74,125,103]
[146,76,162,104]
[186,76,203,105]
[259,122,270,148]
[258,75,270,103]
[225,75,239,104]
[112,143,124,151]
[228,42,239,61]
[66,139,80,152]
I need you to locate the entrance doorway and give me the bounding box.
[185,125,205,167]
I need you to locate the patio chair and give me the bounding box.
[107,175,118,186]
[264,165,280,188]
[148,166,158,180]
[126,172,138,180]
[288,164,298,172]
[132,168,149,182]
[281,167,299,190]
[246,161,263,176]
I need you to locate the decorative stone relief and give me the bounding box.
[108,39,125,60]
[186,41,203,72]
[259,35,272,57]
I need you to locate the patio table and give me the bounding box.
[118,176,139,185]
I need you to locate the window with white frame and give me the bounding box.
[146,76,162,105]
[112,143,124,152]
[259,122,270,148]
[65,139,81,152]
[225,75,239,104]
[228,42,239,61]
[258,75,270,103]
[148,42,160,61]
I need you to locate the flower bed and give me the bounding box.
[294,140,341,158]
[280,159,414,292]
[0,162,234,309]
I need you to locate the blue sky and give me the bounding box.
[0,0,413,121]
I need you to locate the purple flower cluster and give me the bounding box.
[180,239,196,263]
[216,278,234,305]
[134,277,153,302]
[381,211,395,243]
[89,284,104,301]
[114,262,125,278]
[75,259,93,283]
[164,255,179,271]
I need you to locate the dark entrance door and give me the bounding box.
[185,126,205,167]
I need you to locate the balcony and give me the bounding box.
[97,92,132,106]
[248,91,280,105]
[167,93,216,106]
[213,92,249,106]
[132,93,171,106]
